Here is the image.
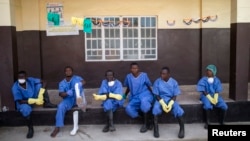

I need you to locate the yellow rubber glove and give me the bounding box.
[28,98,44,105]
[36,99,44,105]
[76,18,83,27]
[159,99,168,113]
[109,93,123,100]
[93,93,107,101]
[28,98,37,104]
[214,93,219,104]
[38,88,45,101]
[206,94,216,105]
[166,100,174,112]
[71,17,77,25]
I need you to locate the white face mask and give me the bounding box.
[18,79,26,84]
[207,77,214,84]
[108,81,115,87]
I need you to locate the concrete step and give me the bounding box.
[1,101,250,126]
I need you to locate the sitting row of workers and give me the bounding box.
[11,63,228,139]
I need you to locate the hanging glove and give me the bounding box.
[109,93,123,100]
[159,99,169,113]
[206,94,216,105]
[71,17,78,25]
[93,93,107,101]
[214,93,219,104]
[77,18,84,27]
[37,88,45,101]
[67,89,73,96]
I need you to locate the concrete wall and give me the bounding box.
[13,0,232,88]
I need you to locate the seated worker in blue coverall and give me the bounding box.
[152,66,185,138]
[50,66,86,137]
[197,64,228,129]
[93,70,124,132]
[12,70,57,139]
[123,62,154,133]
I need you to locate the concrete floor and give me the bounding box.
[1,122,250,141]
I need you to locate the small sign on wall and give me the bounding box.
[46,3,79,36]
[46,3,64,25]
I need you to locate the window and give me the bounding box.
[85,16,157,61]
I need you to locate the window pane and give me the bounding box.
[146,17,150,27]
[151,17,156,27]
[110,40,115,48]
[134,29,138,37]
[123,39,127,48]
[151,29,156,37]
[132,18,138,27]
[110,29,114,38]
[146,40,150,48]
[105,39,109,48]
[98,40,102,49]
[92,40,97,49]
[105,29,110,37]
[141,39,146,48]
[123,29,127,37]
[141,17,146,27]
[141,29,145,38]
[86,33,91,38]
[115,40,120,48]
[97,29,101,38]
[146,29,150,37]
[128,29,133,37]
[87,40,91,49]
[152,39,156,48]
[128,39,133,48]
[134,39,138,48]
[92,29,97,38]
[115,29,120,37]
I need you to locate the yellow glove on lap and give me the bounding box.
[93,93,107,101]
[109,93,123,100]
[214,93,219,104]
[206,94,216,105]
[159,99,169,113]
[166,100,174,112]
[28,98,44,105]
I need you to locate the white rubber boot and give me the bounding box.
[70,111,79,135]
[75,83,83,106]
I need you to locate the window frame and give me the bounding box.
[85,16,158,62]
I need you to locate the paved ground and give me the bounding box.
[0,123,207,141]
[1,122,250,141]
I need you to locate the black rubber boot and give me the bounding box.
[43,90,57,108]
[146,110,153,130]
[26,116,34,139]
[153,115,159,138]
[108,110,116,132]
[140,113,148,133]
[102,111,109,132]
[204,110,211,129]
[177,116,185,138]
[219,109,227,125]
